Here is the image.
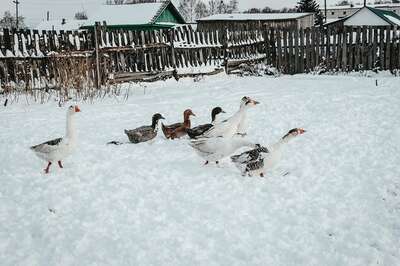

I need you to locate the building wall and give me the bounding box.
[297,14,314,28]
[197,16,314,32]
[155,7,181,24]
[323,5,400,20]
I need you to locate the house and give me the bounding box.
[81,0,185,31]
[197,13,314,32]
[321,3,400,21]
[35,19,86,31]
[325,6,400,27]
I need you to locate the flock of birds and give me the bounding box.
[30,97,306,176]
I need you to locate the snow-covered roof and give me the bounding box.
[83,2,164,26]
[197,13,313,22]
[35,19,86,31]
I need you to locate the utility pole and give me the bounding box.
[13,0,20,29]
[324,0,327,23]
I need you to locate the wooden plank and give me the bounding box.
[355,26,361,70]
[310,27,316,70]
[282,29,288,73]
[367,26,373,70]
[384,26,390,70]
[326,27,331,70]
[299,28,304,73]
[361,26,367,70]
[276,28,282,71]
[379,27,385,70]
[341,27,347,71]
[305,28,310,72]
[288,29,294,74]
[294,28,299,73]
[315,28,320,69]
[372,27,378,69]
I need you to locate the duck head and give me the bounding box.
[282,128,306,140]
[68,105,81,115]
[211,107,225,122]
[240,96,260,108]
[184,109,196,119]
[152,113,165,128]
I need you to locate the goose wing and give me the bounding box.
[187,124,213,139]
[231,146,269,164]
[30,137,64,154]
[125,125,152,136]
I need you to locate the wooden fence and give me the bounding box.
[0,25,399,94]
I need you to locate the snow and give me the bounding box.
[198,13,313,21]
[83,3,163,27]
[1,73,400,265]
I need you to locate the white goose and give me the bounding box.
[190,136,257,165]
[231,128,306,177]
[201,96,259,138]
[30,105,81,173]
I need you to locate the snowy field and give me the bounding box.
[1,73,400,265]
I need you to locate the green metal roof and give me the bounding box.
[80,0,185,31]
[366,6,400,26]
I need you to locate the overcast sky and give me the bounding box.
[0,0,349,27]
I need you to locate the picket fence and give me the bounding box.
[0,24,399,93]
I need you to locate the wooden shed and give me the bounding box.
[81,0,185,31]
[197,13,314,32]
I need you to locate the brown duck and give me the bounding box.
[162,109,196,140]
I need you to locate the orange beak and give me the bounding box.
[74,106,81,112]
[299,128,306,134]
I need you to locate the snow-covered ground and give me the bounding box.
[1,73,400,266]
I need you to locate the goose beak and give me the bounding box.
[299,128,306,134]
[221,110,226,113]
[74,106,81,112]
[160,116,165,120]
[252,100,260,105]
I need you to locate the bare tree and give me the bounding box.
[227,0,239,13]
[195,1,209,19]
[74,11,88,20]
[208,0,219,15]
[178,0,198,22]
[0,11,25,29]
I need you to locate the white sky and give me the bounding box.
[0,0,350,27]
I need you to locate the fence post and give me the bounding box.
[94,22,101,89]
[223,29,229,74]
[170,29,176,70]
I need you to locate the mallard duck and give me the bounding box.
[30,105,81,174]
[190,136,257,165]
[124,113,165,144]
[202,96,259,138]
[187,107,225,139]
[231,128,306,177]
[162,109,195,140]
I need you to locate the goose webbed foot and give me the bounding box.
[204,161,209,165]
[58,161,63,168]
[260,173,264,178]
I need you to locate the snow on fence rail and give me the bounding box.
[0,25,399,97]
